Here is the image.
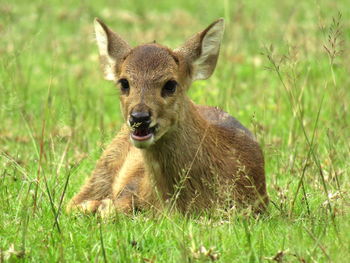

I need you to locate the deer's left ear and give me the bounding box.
[94,18,131,81]
[175,19,225,81]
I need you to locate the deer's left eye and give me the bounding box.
[162,80,177,97]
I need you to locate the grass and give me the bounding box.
[1,0,349,262]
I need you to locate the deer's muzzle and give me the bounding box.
[129,111,157,144]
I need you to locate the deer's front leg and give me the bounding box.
[66,166,115,213]
[67,127,131,213]
[96,149,155,216]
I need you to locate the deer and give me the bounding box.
[67,18,268,216]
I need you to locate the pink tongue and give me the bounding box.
[132,132,152,141]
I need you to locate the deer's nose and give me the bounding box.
[129,111,151,128]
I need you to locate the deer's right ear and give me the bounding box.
[94,18,131,81]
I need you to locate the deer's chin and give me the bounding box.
[130,134,155,149]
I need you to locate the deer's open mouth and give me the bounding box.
[131,125,156,141]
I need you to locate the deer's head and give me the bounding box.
[94,18,224,148]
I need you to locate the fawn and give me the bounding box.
[67,18,268,215]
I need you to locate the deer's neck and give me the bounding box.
[142,100,216,210]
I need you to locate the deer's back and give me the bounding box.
[196,105,254,138]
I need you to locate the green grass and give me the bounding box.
[1,0,350,262]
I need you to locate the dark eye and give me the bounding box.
[118,78,130,94]
[162,80,177,97]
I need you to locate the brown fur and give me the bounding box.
[67,19,268,215]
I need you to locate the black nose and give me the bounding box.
[129,111,151,128]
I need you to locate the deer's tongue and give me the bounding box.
[131,126,154,141]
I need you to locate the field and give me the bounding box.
[1,0,349,262]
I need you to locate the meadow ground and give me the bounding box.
[1,0,349,262]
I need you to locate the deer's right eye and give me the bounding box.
[118,78,130,94]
